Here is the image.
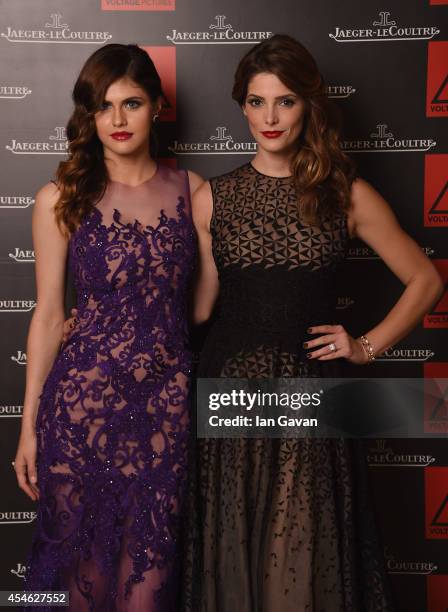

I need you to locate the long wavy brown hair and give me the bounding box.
[232,34,357,225]
[55,44,164,234]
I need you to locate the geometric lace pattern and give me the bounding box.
[210,163,347,272]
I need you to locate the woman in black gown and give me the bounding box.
[183,35,442,611]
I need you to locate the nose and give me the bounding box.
[264,103,279,126]
[112,106,127,128]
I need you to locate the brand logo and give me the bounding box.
[141,47,176,121]
[0,195,35,209]
[167,15,273,45]
[102,0,175,10]
[8,248,35,263]
[1,13,112,44]
[0,86,32,99]
[341,123,436,153]
[424,260,448,328]
[0,405,23,417]
[367,439,436,467]
[11,351,27,366]
[427,575,448,611]
[329,11,439,43]
[425,467,448,539]
[384,548,437,574]
[10,563,26,580]
[376,347,435,362]
[336,296,354,310]
[347,245,435,259]
[424,363,448,434]
[347,246,379,260]
[424,155,448,227]
[6,126,68,155]
[0,300,36,312]
[422,246,436,257]
[169,126,256,155]
[0,511,36,524]
[427,42,448,117]
[327,85,356,99]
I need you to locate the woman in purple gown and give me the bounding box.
[14,44,202,611]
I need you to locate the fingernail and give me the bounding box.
[303,342,308,348]
[306,352,312,358]
[30,477,37,483]
[307,327,313,333]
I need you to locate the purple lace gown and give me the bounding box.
[24,165,195,611]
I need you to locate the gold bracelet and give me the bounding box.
[359,335,375,363]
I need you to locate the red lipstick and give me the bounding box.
[261,131,284,139]
[261,131,283,138]
[111,132,133,141]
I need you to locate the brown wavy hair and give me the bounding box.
[55,44,165,234]
[232,34,357,225]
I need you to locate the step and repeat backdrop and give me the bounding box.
[0,0,447,609]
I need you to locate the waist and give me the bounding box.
[69,303,187,344]
[212,310,335,335]
[76,289,185,319]
[217,275,336,333]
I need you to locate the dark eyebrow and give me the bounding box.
[246,93,298,100]
[102,95,145,103]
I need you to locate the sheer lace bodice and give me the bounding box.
[201,162,348,378]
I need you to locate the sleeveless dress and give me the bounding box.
[24,164,196,611]
[183,163,396,611]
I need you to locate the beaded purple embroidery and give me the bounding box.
[24,165,195,611]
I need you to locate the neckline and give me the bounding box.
[108,163,159,188]
[248,162,293,180]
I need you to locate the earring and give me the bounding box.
[152,113,159,122]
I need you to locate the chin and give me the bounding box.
[107,142,141,156]
[258,141,289,154]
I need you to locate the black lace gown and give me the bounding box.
[183,163,396,611]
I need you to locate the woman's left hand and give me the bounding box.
[304,324,368,365]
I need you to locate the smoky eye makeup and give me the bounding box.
[97,97,145,111]
[124,98,143,109]
[280,97,296,106]
[246,96,263,106]
[246,95,298,107]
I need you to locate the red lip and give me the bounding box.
[261,131,284,139]
[111,132,133,141]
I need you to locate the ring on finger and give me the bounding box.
[328,343,337,353]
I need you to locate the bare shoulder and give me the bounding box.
[187,170,205,195]
[34,181,60,213]
[32,181,68,240]
[191,180,213,231]
[192,179,213,207]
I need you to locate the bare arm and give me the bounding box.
[15,182,69,499]
[306,178,443,363]
[187,169,204,196]
[191,181,220,325]
[350,178,443,355]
